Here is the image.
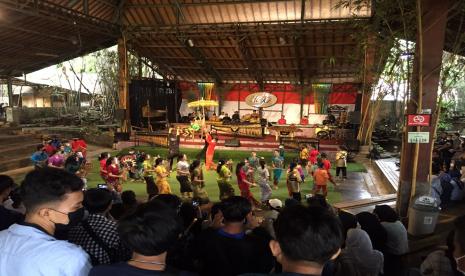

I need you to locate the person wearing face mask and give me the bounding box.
[454,215,465,275]
[0,168,91,276]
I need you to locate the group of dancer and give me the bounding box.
[98,128,348,209]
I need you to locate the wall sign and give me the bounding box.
[408,132,430,143]
[245,92,278,108]
[407,114,431,127]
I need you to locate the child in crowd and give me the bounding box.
[335,146,348,180]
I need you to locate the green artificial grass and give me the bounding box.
[85,146,365,204]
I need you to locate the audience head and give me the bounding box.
[118,201,182,257]
[307,194,330,210]
[373,205,398,223]
[20,168,85,233]
[121,190,137,205]
[284,198,300,208]
[220,196,251,223]
[216,159,226,174]
[338,210,358,238]
[453,215,465,273]
[268,198,283,211]
[272,206,342,269]
[83,188,112,214]
[149,194,182,213]
[0,175,15,201]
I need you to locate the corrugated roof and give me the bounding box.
[0,0,119,77]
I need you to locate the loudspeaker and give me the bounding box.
[348,111,361,124]
[224,138,241,147]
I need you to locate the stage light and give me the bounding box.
[187,39,194,47]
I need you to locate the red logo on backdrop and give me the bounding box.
[407,114,431,126]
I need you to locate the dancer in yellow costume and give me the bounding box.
[154,157,171,194]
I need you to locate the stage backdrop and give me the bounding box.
[179,82,359,124]
[129,80,181,128]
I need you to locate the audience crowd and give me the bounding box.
[1,167,465,276]
[0,131,464,275]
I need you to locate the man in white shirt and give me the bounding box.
[0,167,91,276]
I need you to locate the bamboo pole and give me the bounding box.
[410,0,424,200]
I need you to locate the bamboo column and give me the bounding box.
[118,37,130,133]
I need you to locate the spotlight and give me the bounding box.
[187,39,194,47]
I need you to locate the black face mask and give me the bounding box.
[54,207,86,232]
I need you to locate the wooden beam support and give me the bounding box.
[7,76,13,107]
[82,0,88,15]
[126,0,296,8]
[397,0,451,218]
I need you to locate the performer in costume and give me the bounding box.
[216,159,234,200]
[190,160,209,200]
[271,149,284,190]
[167,128,180,171]
[195,128,210,161]
[176,153,193,200]
[205,135,217,170]
[106,156,124,194]
[236,161,261,208]
[154,158,171,194]
[142,154,158,200]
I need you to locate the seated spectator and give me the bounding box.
[31,144,48,169]
[110,190,139,220]
[0,168,91,276]
[3,186,26,215]
[44,140,56,156]
[453,215,465,274]
[307,194,336,215]
[196,196,274,276]
[48,150,65,169]
[338,210,357,244]
[277,115,287,125]
[341,228,383,276]
[0,175,23,230]
[355,211,387,252]
[262,198,283,238]
[373,204,408,275]
[68,188,130,265]
[89,201,184,276]
[249,205,342,276]
[420,230,457,276]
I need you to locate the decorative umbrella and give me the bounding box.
[187,98,219,126]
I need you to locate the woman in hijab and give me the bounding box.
[356,211,388,252]
[342,228,384,276]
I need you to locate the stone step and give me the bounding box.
[0,134,39,145]
[0,156,32,173]
[0,142,40,160]
[1,166,34,183]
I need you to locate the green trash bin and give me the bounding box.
[408,196,441,236]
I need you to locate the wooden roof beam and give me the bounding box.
[0,0,119,36]
[171,0,222,83]
[126,0,296,8]
[234,35,264,89]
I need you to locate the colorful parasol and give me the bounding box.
[187,99,219,108]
